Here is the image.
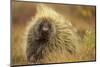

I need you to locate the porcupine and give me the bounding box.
[26,4,81,64]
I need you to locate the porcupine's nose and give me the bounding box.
[42,24,49,32]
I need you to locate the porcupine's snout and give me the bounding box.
[37,20,52,41]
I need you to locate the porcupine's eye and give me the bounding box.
[38,20,52,40]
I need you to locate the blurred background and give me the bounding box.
[12,0,96,65]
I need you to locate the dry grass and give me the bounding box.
[80,30,96,61]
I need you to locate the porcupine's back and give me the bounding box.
[26,4,81,64]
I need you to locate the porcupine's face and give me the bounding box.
[37,19,52,41]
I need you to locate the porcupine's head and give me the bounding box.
[34,18,55,42]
